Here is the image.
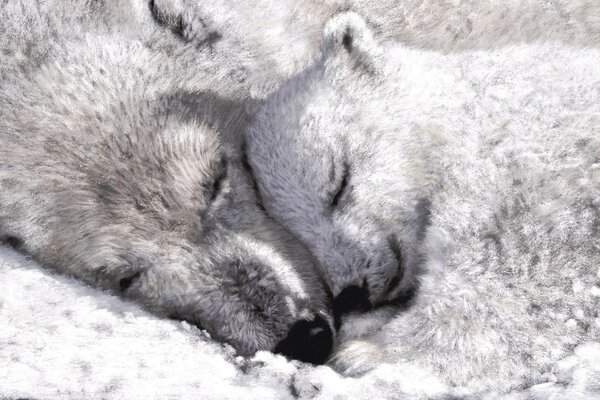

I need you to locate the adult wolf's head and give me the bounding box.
[245,13,437,318]
[0,34,333,363]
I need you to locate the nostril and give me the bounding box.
[274,316,333,365]
[333,285,372,329]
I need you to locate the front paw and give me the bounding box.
[329,339,384,376]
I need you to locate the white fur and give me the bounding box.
[246,11,600,393]
[151,0,600,98]
[0,0,332,357]
[3,1,600,398]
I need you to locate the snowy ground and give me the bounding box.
[2,1,600,399]
[2,244,600,399]
[0,245,444,400]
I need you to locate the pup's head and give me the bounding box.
[79,105,333,361]
[245,13,436,316]
[0,52,333,362]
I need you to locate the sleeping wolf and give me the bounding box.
[0,0,333,364]
[245,13,600,385]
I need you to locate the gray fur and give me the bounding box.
[246,13,435,305]
[245,11,600,388]
[150,0,600,307]
[0,0,332,356]
[151,0,600,98]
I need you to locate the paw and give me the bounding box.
[329,339,384,376]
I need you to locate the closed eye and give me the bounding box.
[331,164,350,208]
[119,272,142,291]
[206,160,227,202]
[241,141,266,211]
[209,170,226,201]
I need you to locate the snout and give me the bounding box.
[274,316,333,364]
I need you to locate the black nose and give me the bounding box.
[274,316,333,364]
[332,285,372,329]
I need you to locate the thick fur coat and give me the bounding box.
[2,0,600,398]
[246,11,600,393]
[0,0,332,358]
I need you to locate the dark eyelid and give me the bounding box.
[119,271,142,291]
[328,157,337,183]
[206,158,227,202]
[331,163,350,208]
[241,141,266,211]
[209,165,227,201]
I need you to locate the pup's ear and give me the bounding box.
[319,12,386,78]
[149,0,183,28]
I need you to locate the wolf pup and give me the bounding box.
[245,12,600,385]
[0,0,333,364]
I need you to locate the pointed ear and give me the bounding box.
[319,12,386,77]
[150,0,183,27]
